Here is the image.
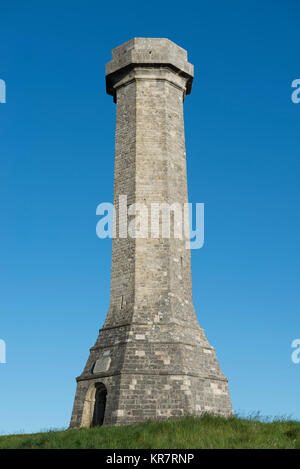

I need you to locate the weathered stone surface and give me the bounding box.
[70,38,233,428]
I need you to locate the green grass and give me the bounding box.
[1,414,300,449]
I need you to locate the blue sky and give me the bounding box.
[0,0,299,434]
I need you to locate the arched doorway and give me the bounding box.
[92,383,107,426]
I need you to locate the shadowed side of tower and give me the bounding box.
[70,38,233,428]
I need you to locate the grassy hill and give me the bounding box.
[1,414,300,449]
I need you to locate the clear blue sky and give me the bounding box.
[0,0,299,434]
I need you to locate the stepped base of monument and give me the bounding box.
[70,372,233,428]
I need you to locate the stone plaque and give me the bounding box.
[93,356,111,374]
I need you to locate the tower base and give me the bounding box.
[70,322,233,428]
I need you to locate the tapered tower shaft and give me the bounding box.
[70,38,232,428]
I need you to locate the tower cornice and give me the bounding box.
[106,38,194,100]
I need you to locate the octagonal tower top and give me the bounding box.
[105,38,194,99]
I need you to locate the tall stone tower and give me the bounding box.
[70,38,233,428]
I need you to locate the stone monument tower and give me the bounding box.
[70,38,233,428]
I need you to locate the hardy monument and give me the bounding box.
[70,38,233,427]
